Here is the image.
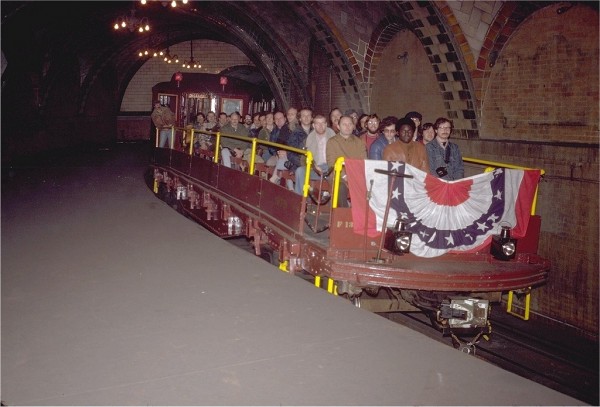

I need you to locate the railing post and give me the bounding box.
[332,157,345,209]
[303,151,314,197]
[214,132,221,163]
[189,129,194,156]
[249,138,257,174]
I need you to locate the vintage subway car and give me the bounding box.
[146,127,550,350]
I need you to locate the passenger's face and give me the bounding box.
[435,121,452,141]
[207,112,215,122]
[299,110,312,127]
[265,114,273,125]
[244,115,252,125]
[287,108,298,123]
[219,114,227,125]
[366,118,380,134]
[383,125,397,142]
[422,127,435,144]
[230,114,240,126]
[398,124,413,143]
[274,113,286,128]
[360,116,368,130]
[339,117,355,137]
[330,109,342,125]
[313,117,327,135]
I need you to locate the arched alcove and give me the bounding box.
[370,30,446,121]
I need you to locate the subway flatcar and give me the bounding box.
[146,127,549,350]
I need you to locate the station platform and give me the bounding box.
[1,143,584,405]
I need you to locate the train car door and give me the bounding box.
[157,93,178,122]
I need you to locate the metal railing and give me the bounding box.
[156,128,546,213]
[159,126,315,198]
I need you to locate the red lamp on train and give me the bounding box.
[174,71,182,88]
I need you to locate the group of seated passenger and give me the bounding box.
[184,107,464,206]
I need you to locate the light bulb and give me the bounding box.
[171,0,176,7]
[144,24,150,31]
[141,0,147,4]
[114,23,119,30]
[139,27,144,33]
[144,50,149,55]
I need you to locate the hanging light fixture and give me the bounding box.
[113,7,150,33]
[139,0,188,7]
[137,36,160,58]
[162,47,179,64]
[182,40,201,69]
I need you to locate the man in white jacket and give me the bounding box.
[294,114,335,195]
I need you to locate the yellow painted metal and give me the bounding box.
[169,126,175,149]
[463,157,545,216]
[506,288,531,320]
[326,278,337,295]
[314,275,321,288]
[332,157,345,209]
[248,138,257,174]
[153,178,158,194]
[213,132,221,163]
[303,151,314,197]
[188,129,194,156]
[279,260,289,273]
[155,128,159,148]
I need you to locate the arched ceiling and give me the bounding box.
[1,1,315,112]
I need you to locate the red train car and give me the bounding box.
[146,129,550,351]
[152,72,274,127]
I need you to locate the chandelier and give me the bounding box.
[162,47,180,64]
[140,0,188,8]
[113,8,150,33]
[182,40,201,69]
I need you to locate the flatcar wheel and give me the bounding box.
[259,246,279,266]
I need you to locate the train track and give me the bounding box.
[228,236,598,405]
[385,311,598,406]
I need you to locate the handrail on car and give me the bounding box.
[159,129,545,215]
[462,156,545,215]
[329,156,546,214]
[180,127,315,198]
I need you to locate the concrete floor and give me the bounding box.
[1,143,583,405]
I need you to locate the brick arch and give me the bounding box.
[367,1,481,138]
[295,3,368,113]
[476,2,550,73]
[363,15,408,86]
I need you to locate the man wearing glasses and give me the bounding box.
[368,116,398,160]
[360,114,381,152]
[426,117,464,180]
